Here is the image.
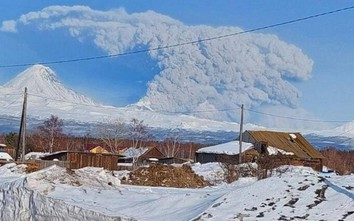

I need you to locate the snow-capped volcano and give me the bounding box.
[0,65,245,133]
[4,65,95,105]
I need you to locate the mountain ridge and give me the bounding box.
[0,65,244,132]
[1,64,354,146]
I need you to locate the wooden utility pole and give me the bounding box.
[15,87,27,162]
[238,104,244,164]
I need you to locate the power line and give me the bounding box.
[0,5,354,68]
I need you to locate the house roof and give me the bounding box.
[196,141,254,155]
[245,130,324,159]
[90,146,109,154]
[120,146,165,159]
[121,147,149,159]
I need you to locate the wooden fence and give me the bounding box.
[36,152,119,170]
[67,152,119,170]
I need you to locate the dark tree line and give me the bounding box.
[0,115,203,162]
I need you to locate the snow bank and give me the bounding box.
[0,164,133,221]
[0,163,353,221]
[27,165,121,194]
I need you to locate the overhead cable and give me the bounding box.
[0,5,353,68]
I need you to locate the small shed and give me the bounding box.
[195,141,256,165]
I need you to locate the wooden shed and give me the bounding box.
[241,130,324,171]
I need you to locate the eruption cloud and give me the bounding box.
[2,6,321,128]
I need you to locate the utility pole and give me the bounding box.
[238,104,244,164]
[15,87,27,162]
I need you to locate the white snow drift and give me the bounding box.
[0,162,353,220]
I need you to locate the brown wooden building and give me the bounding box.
[119,146,167,164]
[241,130,324,171]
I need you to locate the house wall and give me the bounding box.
[196,148,259,165]
[195,152,240,164]
[158,158,188,164]
[241,131,257,143]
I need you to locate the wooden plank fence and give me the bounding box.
[35,152,119,170]
[67,152,119,170]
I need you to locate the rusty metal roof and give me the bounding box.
[245,130,324,159]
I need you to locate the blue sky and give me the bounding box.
[1,1,354,124]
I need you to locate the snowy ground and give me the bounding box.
[0,163,353,221]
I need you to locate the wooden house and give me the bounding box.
[139,146,166,163]
[241,130,324,171]
[119,146,166,165]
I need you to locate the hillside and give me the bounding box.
[0,163,353,220]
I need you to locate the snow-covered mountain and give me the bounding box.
[0,65,251,133]
[4,64,95,105]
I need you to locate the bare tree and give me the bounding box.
[159,130,180,158]
[37,115,64,153]
[127,118,154,167]
[129,118,152,148]
[63,134,76,151]
[98,118,125,154]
